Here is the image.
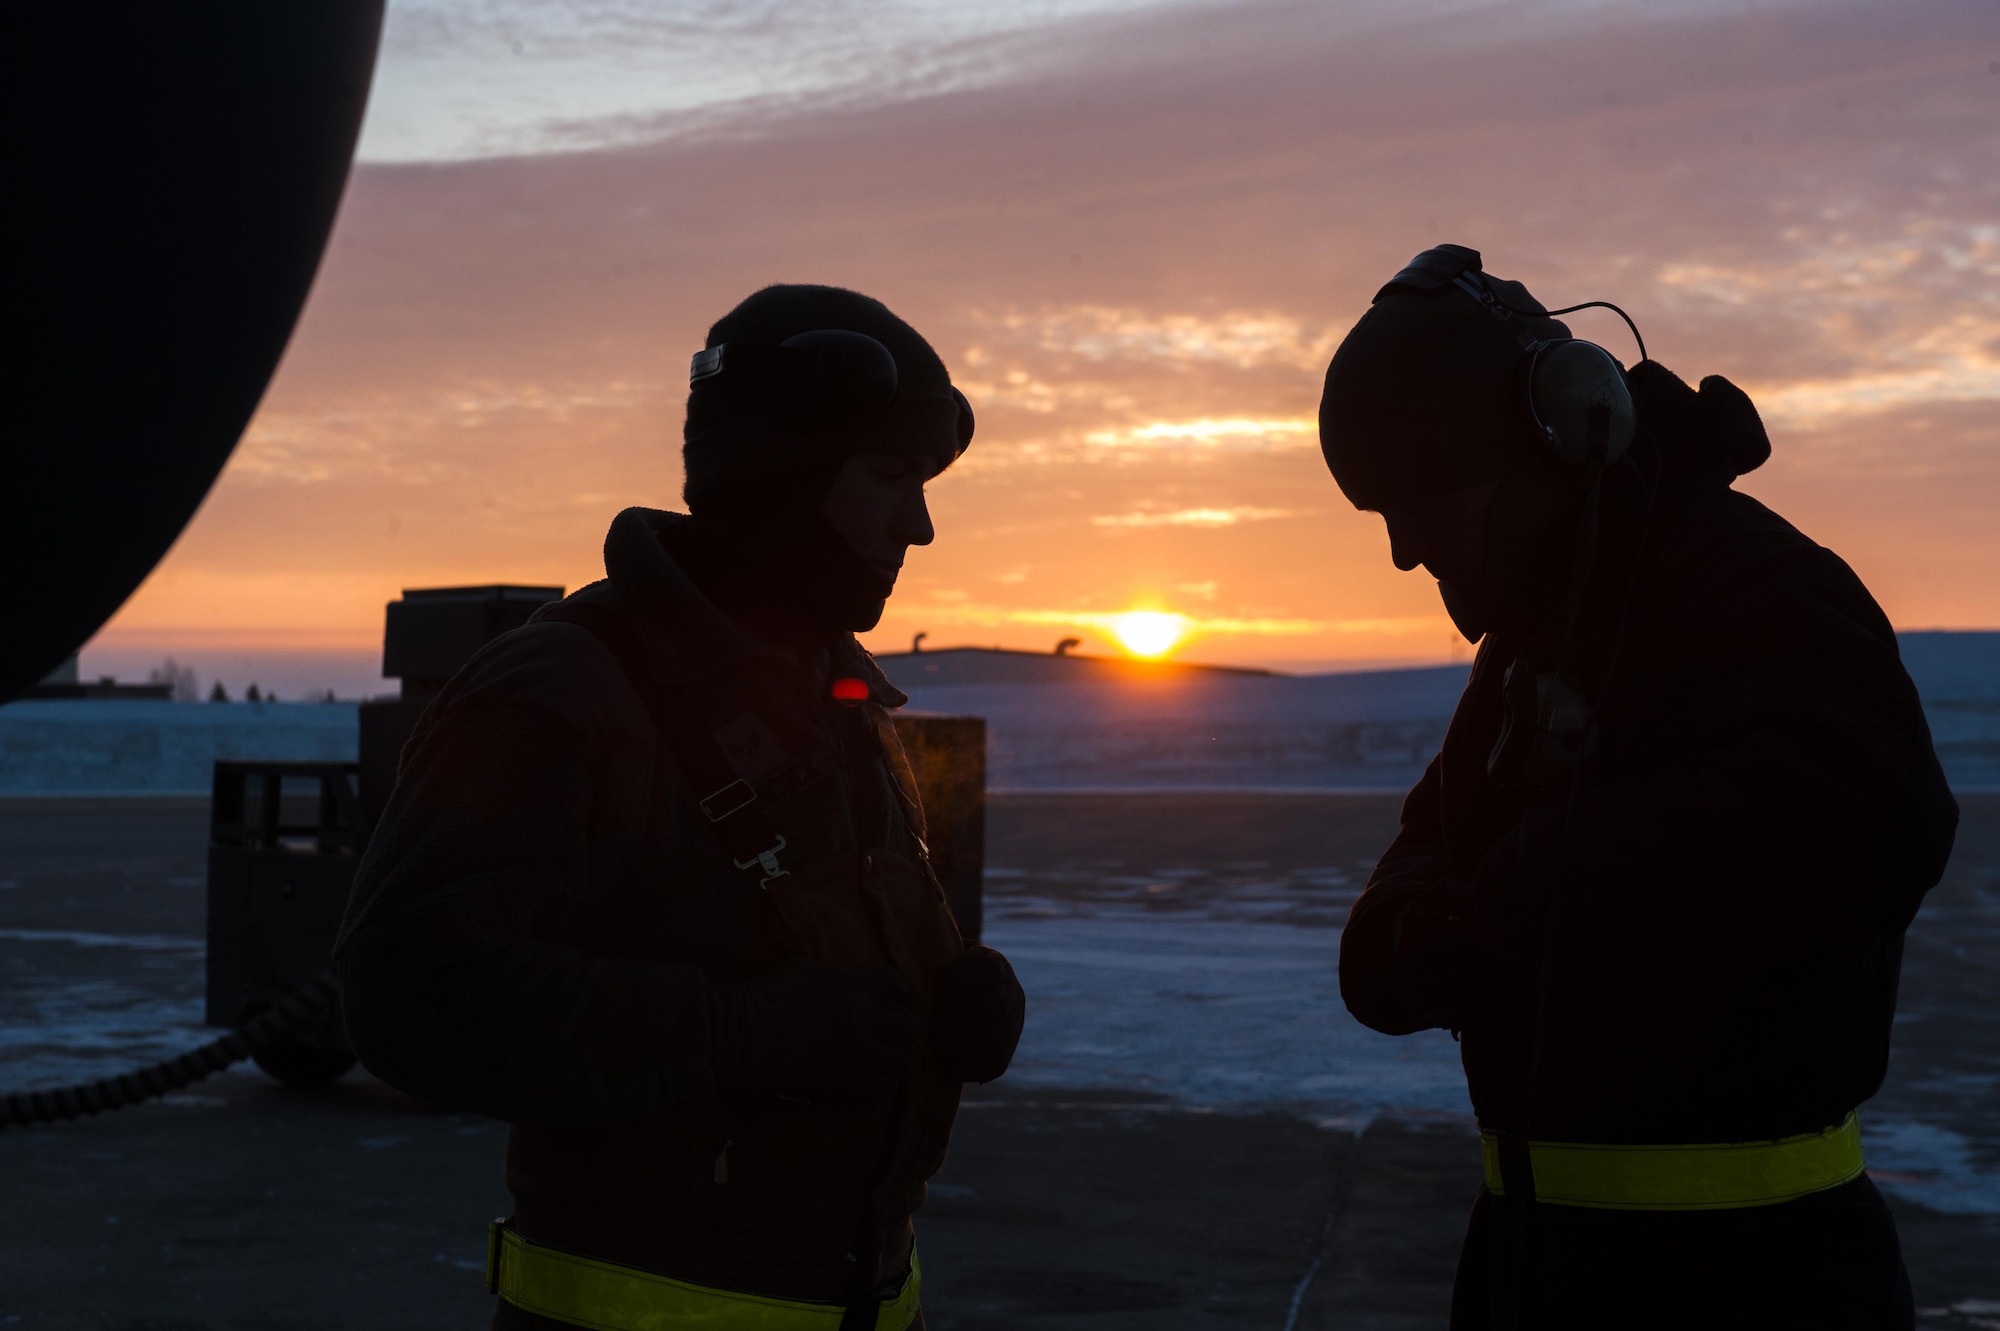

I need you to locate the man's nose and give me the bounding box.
[899,488,936,549]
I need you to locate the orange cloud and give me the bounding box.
[88,0,2000,686]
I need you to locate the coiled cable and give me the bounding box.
[0,970,338,1129]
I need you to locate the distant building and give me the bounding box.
[20,654,170,701]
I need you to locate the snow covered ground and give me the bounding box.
[5,632,1993,794]
[900,665,1469,791]
[986,906,2000,1215]
[975,862,2000,1218]
[987,908,1470,1126]
[0,701,357,795]
[1900,632,2000,790]
[899,631,2000,791]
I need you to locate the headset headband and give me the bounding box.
[1374,243,1487,303]
[1379,245,1648,364]
[688,327,972,458]
[1374,245,1640,470]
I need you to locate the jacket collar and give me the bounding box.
[832,636,908,710]
[601,505,907,708]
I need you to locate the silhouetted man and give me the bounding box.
[1321,246,1956,1330]
[337,285,1025,1330]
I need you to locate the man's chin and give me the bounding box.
[844,595,891,635]
[1437,579,1488,644]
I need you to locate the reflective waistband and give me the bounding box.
[485,1221,921,1331]
[1480,1111,1866,1211]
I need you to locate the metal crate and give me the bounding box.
[205,761,367,1077]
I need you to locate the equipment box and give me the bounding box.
[205,761,368,1081]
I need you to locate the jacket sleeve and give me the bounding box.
[333,621,716,1128]
[1339,756,1491,1035]
[1473,541,1958,1012]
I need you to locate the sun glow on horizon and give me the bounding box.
[1110,610,1188,658]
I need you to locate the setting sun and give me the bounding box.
[1110,611,1188,658]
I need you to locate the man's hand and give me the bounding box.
[929,944,1026,1084]
[708,957,919,1103]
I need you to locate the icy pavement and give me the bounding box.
[0,927,213,1092]
[989,912,1470,1122]
[980,845,2000,1220]
[3,794,1997,1224]
[983,863,1470,1122]
[1866,1119,2000,1216]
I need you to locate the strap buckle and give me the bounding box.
[486,1217,509,1295]
[733,834,790,889]
[1495,1134,1536,1203]
[699,779,756,823]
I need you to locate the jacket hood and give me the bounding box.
[562,506,907,707]
[1625,360,1772,493]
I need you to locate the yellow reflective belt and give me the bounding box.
[1481,1111,1866,1211]
[485,1222,922,1331]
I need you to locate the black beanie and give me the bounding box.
[682,284,971,513]
[1319,249,1571,512]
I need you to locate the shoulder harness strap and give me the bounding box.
[538,600,793,888]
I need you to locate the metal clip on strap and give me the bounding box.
[535,599,796,891]
[702,781,789,886]
[701,779,757,823]
[733,834,791,888]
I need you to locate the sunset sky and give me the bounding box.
[85,0,2000,697]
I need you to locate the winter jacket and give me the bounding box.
[335,506,966,1302]
[1340,363,1959,1147]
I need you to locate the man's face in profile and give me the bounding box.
[1378,479,1497,596]
[819,452,940,623]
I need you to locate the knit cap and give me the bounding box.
[682,284,971,513]
[1319,247,1570,511]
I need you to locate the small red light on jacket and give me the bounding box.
[831,677,870,703]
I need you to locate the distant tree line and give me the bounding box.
[144,657,341,703]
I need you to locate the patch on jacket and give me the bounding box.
[715,711,785,780]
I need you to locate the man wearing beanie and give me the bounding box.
[335,285,1025,1330]
[1324,247,1956,1329]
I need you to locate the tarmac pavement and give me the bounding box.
[1,794,1995,1328]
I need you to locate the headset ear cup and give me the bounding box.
[1529,340,1636,468]
[777,329,900,433]
[950,386,975,454]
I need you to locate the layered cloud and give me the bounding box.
[1081,419,1317,452]
[1091,505,1301,529]
[91,0,2000,679]
[1652,223,2000,427]
[972,306,1341,373]
[360,0,1203,161]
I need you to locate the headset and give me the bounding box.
[1377,243,1643,472]
[690,328,974,451]
[1376,244,1658,791]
